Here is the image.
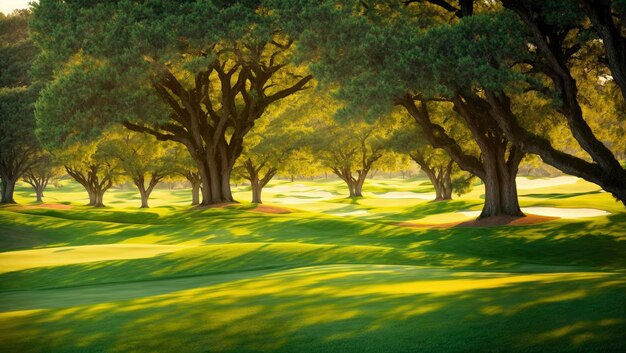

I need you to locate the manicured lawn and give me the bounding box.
[0,177,624,352]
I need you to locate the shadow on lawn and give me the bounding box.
[1,265,624,353]
[521,190,603,199]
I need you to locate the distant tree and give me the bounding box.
[59,140,118,207]
[101,130,170,208]
[22,151,62,203]
[391,121,474,201]
[282,149,321,182]
[309,116,393,197]
[235,113,304,204]
[0,10,41,204]
[32,0,313,205]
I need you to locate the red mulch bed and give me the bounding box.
[250,205,292,214]
[397,214,557,229]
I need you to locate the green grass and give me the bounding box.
[0,177,625,352]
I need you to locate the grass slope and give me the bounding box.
[0,177,625,352]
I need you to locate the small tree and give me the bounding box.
[391,123,474,201]
[101,130,170,208]
[309,116,392,198]
[235,112,304,204]
[22,151,62,203]
[59,140,118,207]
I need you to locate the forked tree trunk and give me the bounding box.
[411,155,453,201]
[133,174,162,209]
[23,174,51,203]
[65,165,112,208]
[243,159,277,204]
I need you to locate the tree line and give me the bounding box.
[1,0,624,218]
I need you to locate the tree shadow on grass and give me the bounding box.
[1,265,624,353]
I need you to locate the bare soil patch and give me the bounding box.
[250,205,292,214]
[397,214,556,229]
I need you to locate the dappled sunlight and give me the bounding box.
[2,177,626,352]
[516,176,580,189]
[459,207,611,219]
[0,244,191,273]
[1,264,624,352]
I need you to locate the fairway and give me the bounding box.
[1,177,625,353]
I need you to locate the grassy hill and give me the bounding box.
[1,177,624,352]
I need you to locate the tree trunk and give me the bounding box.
[139,189,149,208]
[478,144,523,219]
[94,191,105,208]
[36,188,43,203]
[252,183,262,204]
[0,178,16,204]
[195,152,234,205]
[87,189,96,206]
[411,155,453,201]
[191,182,200,206]
[353,177,365,197]
[346,179,356,197]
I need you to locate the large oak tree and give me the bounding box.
[274,0,527,218]
[32,0,312,206]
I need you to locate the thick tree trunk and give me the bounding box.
[195,153,234,205]
[36,189,43,203]
[0,178,16,204]
[478,145,523,219]
[94,191,105,208]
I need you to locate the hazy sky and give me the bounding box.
[0,0,34,14]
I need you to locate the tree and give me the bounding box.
[101,130,170,208]
[22,151,62,203]
[479,0,626,206]
[308,115,392,197]
[0,10,40,204]
[282,149,322,181]
[32,0,313,206]
[274,1,526,217]
[235,109,304,203]
[59,140,118,207]
[391,121,474,201]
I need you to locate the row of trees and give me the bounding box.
[2,1,625,219]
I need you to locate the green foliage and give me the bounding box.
[273,1,528,119]
[31,0,307,147]
[99,128,172,184]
